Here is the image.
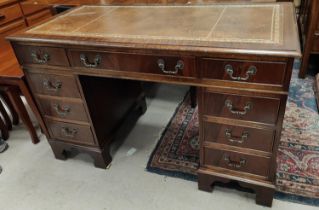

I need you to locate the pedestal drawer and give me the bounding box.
[38,96,89,122]
[199,58,287,86]
[202,121,275,152]
[202,92,281,125]
[26,72,81,98]
[14,45,69,66]
[69,50,195,78]
[46,119,95,146]
[203,147,271,178]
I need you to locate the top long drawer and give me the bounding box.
[199,58,287,86]
[68,50,196,78]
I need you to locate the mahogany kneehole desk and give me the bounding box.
[8,4,300,207]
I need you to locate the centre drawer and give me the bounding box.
[202,91,281,125]
[199,58,287,86]
[26,72,81,98]
[46,119,95,146]
[37,96,89,122]
[68,50,195,78]
[202,121,275,152]
[203,147,271,178]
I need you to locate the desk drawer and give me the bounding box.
[0,19,26,37]
[199,58,287,86]
[202,92,280,125]
[69,50,195,78]
[202,121,275,152]
[203,147,271,178]
[20,1,50,15]
[313,34,319,52]
[38,96,88,122]
[26,72,81,98]
[0,3,23,26]
[46,119,95,146]
[26,9,52,26]
[14,45,69,66]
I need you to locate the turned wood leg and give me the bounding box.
[5,86,39,144]
[255,187,275,207]
[1,91,19,125]
[0,114,9,140]
[190,86,197,108]
[0,97,12,130]
[18,78,49,137]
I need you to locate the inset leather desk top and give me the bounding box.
[8,3,301,57]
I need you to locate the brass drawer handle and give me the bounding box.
[61,127,77,138]
[225,64,257,81]
[31,51,50,64]
[225,129,248,144]
[53,104,70,116]
[43,79,62,92]
[157,59,184,75]
[225,100,252,116]
[80,54,101,68]
[224,155,246,169]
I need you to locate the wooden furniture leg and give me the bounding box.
[0,108,9,140]
[4,86,39,144]
[0,91,19,125]
[0,95,12,130]
[198,170,275,207]
[190,86,197,108]
[17,78,49,137]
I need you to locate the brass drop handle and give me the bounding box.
[61,127,77,138]
[157,59,184,75]
[31,51,50,64]
[0,14,5,20]
[224,155,246,169]
[225,64,257,81]
[225,129,248,144]
[225,100,252,116]
[43,79,62,92]
[53,104,70,116]
[80,54,101,68]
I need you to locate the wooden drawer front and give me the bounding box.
[203,147,271,178]
[313,35,319,52]
[38,97,88,122]
[200,58,287,86]
[20,2,50,16]
[26,72,81,98]
[26,9,52,26]
[69,50,195,78]
[0,3,23,26]
[0,19,26,35]
[14,45,69,66]
[202,121,275,152]
[203,92,280,125]
[46,119,95,146]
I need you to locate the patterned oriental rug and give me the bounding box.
[146,69,319,206]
